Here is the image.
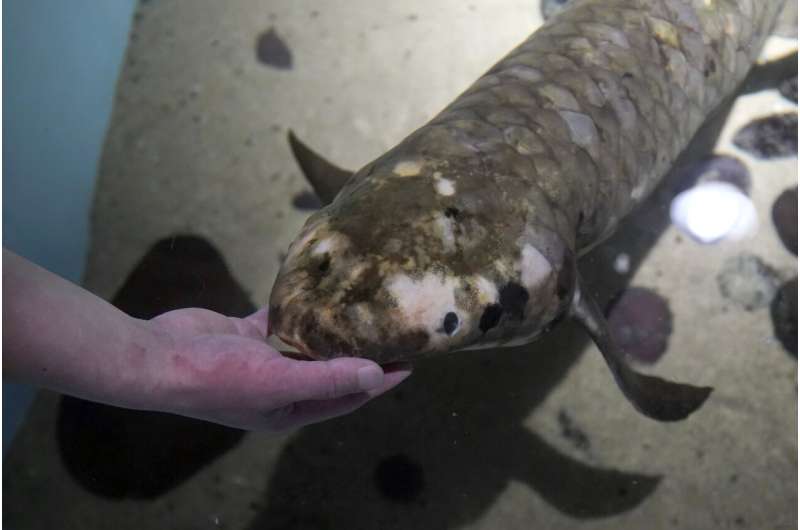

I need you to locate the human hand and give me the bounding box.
[145,307,412,431]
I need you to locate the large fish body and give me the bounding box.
[270,0,788,420]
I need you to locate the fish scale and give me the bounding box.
[413,0,783,250]
[271,0,789,421]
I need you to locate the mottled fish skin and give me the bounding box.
[271,0,785,363]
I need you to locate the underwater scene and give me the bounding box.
[4,1,798,529]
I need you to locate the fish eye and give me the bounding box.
[443,312,459,336]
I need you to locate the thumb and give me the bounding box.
[277,357,385,402]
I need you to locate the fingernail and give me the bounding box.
[357,365,384,391]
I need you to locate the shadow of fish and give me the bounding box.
[270,0,792,423]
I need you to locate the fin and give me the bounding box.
[741,50,798,95]
[570,281,712,422]
[287,130,354,205]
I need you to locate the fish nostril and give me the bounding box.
[443,312,459,336]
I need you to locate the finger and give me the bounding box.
[278,357,386,402]
[225,308,269,340]
[263,392,372,431]
[365,365,413,398]
[266,365,413,430]
[243,308,270,338]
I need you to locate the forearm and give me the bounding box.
[2,249,168,409]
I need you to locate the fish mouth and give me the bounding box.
[274,332,322,361]
[269,296,435,363]
[269,302,319,359]
[269,296,357,360]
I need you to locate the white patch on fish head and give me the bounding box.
[520,244,552,290]
[393,159,423,177]
[432,213,456,253]
[286,225,321,260]
[385,272,464,348]
[433,174,456,196]
[312,236,337,256]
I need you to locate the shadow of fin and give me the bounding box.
[515,429,662,517]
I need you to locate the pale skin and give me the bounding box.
[2,249,412,431]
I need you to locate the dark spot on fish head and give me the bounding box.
[772,187,797,255]
[770,277,797,358]
[479,303,503,333]
[733,112,798,159]
[395,329,430,355]
[606,287,673,364]
[374,454,424,502]
[317,254,330,273]
[442,311,459,335]
[444,207,461,219]
[499,282,529,320]
[255,28,293,69]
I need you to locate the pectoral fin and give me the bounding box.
[287,130,354,205]
[570,282,712,422]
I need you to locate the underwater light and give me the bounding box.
[670,181,757,244]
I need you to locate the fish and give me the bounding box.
[269,0,791,422]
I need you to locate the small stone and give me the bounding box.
[255,28,293,69]
[770,277,797,357]
[733,113,798,159]
[606,287,673,364]
[716,254,781,311]
[772,187,797,255]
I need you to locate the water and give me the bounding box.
[3,2,796,529]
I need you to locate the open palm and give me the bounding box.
[148,307,411,431]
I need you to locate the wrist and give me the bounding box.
[113,317,177,411]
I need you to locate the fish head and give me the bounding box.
[269,159,577,363]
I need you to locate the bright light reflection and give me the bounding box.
[669,181,757,244]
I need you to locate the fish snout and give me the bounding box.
[269,288,358,360]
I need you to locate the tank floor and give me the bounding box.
[4,2,797,529]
